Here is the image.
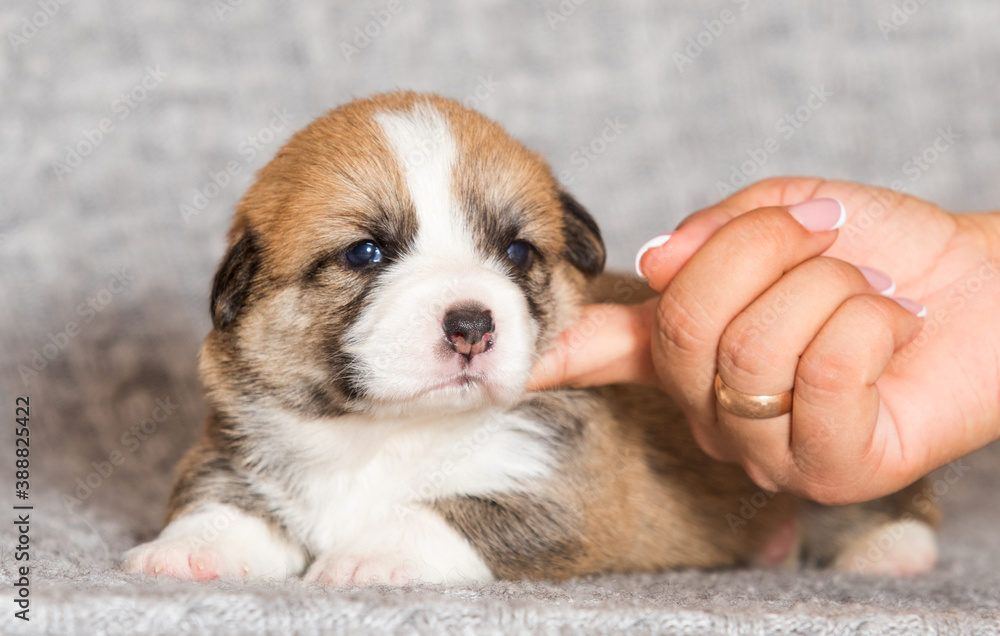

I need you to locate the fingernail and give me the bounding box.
[788,198,846,232]
[857,265,896,296]
[634,232,672,279]
[893,296,928,318]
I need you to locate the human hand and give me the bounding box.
[529,177,1000,505]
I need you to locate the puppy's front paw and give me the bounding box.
[125,538,245,581]
[303,551,422,587]
[123,504,307,581]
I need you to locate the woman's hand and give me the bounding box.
[529,177,1000,505]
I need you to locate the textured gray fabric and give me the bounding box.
[2,0,999,634]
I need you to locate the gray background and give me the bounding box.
[1,1,998,634]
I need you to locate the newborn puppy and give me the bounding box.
[125,92,939,584]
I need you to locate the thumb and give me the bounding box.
[636,207,733,293]
[636,177,835,291]
[526,299,659,391]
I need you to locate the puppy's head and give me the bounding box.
[204,92,604,418]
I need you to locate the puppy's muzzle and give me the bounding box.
[443,304,495,360]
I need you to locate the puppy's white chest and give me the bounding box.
[264,408,554,553]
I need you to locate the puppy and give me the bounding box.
[125,92,939,584]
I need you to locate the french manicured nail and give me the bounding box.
[857,265,896,296]
[893,296,928,318]
[634,232,672,279]
[788,198,846,232]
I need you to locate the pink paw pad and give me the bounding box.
[304,554,418,587]
[188,551,221,581]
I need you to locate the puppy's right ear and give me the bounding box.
[559,190,606,277]
[210,229,260,331]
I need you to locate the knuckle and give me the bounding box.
[796,295,895,396]
[748,176,793,196]
[734,208,802,253]
[745,176,829,207]
[655,287,714,358]
[843,292,896,324]
[808,256,867,290]
[717,318,773,382]
[795,349,856,398]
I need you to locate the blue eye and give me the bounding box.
[506,241,534,270]
[345,241,383,267]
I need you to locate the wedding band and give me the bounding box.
[714,373,793,419]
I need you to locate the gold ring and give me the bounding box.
[714,373,793,419]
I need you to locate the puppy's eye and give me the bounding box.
[345,241,384,268]
[505,240,534,271]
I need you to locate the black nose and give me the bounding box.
[443,305,495,358]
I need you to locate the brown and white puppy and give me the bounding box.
[125,92,939,585]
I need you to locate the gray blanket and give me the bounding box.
[2,1,998,633]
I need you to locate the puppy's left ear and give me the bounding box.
[559,190,606,277]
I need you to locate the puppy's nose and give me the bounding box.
[443,305,495,359]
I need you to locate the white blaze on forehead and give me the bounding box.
[374,104,471,256]
[349,103,537,414]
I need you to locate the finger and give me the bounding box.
[636,177,831,292]
[716,257,894,395]
[785,294,925,499]
[711,257,895,472]
[731,294,923,499]
[652,202,845,428]
[526,300,658,391]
